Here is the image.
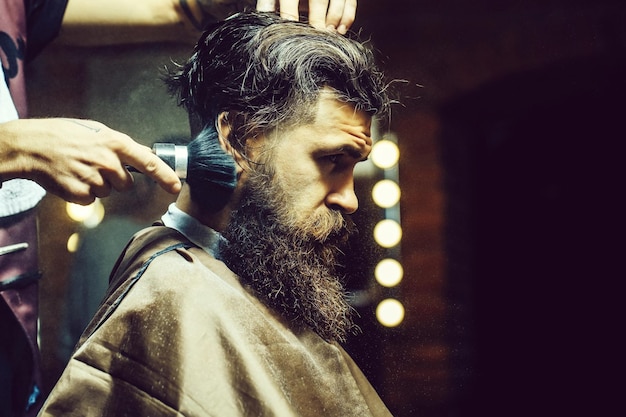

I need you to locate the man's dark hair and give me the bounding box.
[165,11,391,211]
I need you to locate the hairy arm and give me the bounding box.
[57,0,199,45]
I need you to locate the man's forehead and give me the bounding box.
[313,95,372,138]
[249,92,373,159]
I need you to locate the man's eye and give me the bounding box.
[326,154,342,164]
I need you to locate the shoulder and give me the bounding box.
[131,244,245,304]
[104,227,254,323]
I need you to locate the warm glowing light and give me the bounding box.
[66,201,95,222]
[66,199,105,228]
[371,140,399,169]
[67,233,80,253]
[375,258,404,287]
[372,179,401,208]
[376,298,405,327]
[373,219,402,248]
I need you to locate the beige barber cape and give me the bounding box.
[39,226,393,416]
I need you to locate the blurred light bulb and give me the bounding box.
[66,201,96,222]
[66,199,105,228]
[373,219,402,248]
[376,298,405,327]
[375,258,404,287]
[372,179,401,208]
[83,201,105,228]
[371,140,399,169]
[67,232,80,253]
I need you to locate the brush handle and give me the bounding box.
[153,143,188,179]
[127,143,188,179]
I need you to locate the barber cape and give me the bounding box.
[39,226,393,417]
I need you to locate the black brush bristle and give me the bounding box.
[186,127,237,212]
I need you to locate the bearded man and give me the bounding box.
[39,11,393,417]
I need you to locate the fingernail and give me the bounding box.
[326,24,336,32]
[337,25,347,35]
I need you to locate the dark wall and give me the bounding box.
[356,1,625,416]
[441,54,625,416]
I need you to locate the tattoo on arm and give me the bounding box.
[65,119,102,133]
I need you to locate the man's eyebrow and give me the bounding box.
[337,145,370,161]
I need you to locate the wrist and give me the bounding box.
[182,0,256,30]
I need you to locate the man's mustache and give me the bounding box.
[307,209,356,244]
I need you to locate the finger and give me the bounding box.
[278,0,300,21]
[90,180,112,199]
[256,0,276,12]
[337,0,356,34]
[119,141,182,194]
[308,0,330,29]
[52,179,96,206]
[325,0,345,31]
[76,165,115,198]
[67,193,96,206]
[102,164,135,193]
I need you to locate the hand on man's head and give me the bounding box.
[193,1,357,34]
[256,0,357,34]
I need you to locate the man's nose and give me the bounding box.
[325,179,359,214]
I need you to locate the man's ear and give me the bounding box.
[217,112,246,173]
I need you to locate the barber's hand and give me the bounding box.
[256,0,357,34]
[1,118,181,205]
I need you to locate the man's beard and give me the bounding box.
[219,170,358,342]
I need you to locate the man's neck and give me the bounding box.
[175,185,232,232]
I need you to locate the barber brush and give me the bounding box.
[130,128,237,212]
